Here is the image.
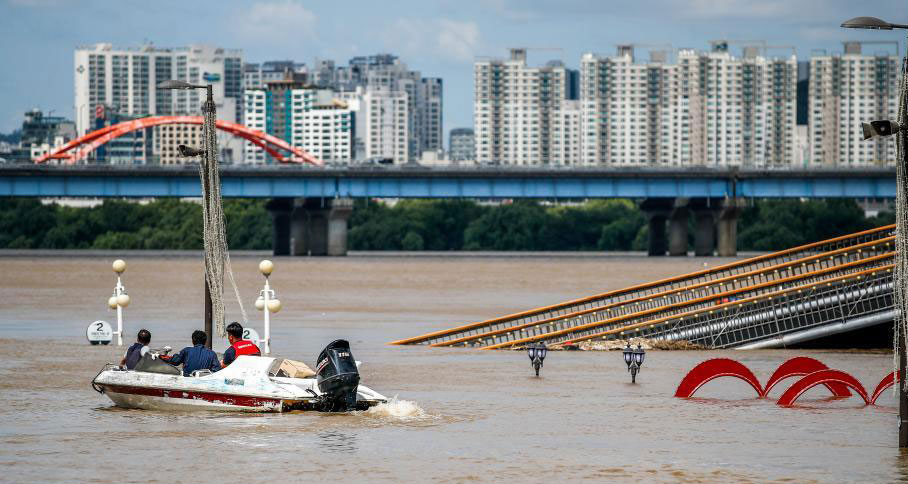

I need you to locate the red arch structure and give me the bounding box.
[674,358,764,398]
[776,369,869,406]
[35,116,322,166]
[870,371,900,405]
[762,357,851,398]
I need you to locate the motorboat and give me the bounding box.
[92,339,387,413]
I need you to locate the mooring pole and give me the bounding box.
[900,52,908,448]
[204,275,213,349]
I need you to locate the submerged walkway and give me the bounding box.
[390,225,895,349]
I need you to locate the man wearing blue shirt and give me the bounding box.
[162,330,221,377]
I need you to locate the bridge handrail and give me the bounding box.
[554,264,894,348]
[480,256,894,349]
[427,238,895,347]
[389,224,895,345]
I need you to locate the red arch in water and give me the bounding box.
[870,371,900,405]
[34,116,322,165]
[776,369,869,406]
[675,358,764,398]
[762,356,851,398]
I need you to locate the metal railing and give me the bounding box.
[392,225,895,346]
[479,256,894,349]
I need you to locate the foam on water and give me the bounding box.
[365,396,426,418]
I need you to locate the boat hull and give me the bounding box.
[100,383,287,412]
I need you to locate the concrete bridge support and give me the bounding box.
[717,198,745,257]
[266,197,353,256]
[690,199,717,257]
[640,198,675,256]
[668,198,690,256]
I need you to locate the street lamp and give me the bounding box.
[108,259,130,346]
[157,79,218,348]
[254,259,281,354]
[842,16,908,447]
[527,343,547,376]
[623,342,646,383]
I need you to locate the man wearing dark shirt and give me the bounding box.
[163,330,221,377]
[120,328,151,370]
[221,322,261,367]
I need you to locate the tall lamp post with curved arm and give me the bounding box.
[156,79,218,348]
[841,16,908,447]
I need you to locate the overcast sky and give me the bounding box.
[0,0,904,134]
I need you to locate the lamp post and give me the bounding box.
[842,16,908,448]
[108,259,130,346]
[623,342,646,383]
[527,343,547,376]
[156,79,217,348]
[254,259,282,354]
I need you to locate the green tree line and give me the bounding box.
[0,197,894,252]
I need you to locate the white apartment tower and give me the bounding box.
[361,88,409,162]
[74,43,243,135]
[474,49,568,164]
[243,84,353,164]
[580,48,682,166]
[809,41,900,166]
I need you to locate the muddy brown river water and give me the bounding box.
[0,253,905,483]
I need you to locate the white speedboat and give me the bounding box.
[92,340,387,413]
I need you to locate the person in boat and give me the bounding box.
[162,330,221,377]
[120,328,151,370]
[221,322,261,368]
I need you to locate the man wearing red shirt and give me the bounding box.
[221,321,261,368]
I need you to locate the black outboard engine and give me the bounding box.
[315,340,361,411]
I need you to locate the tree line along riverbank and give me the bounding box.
[0,197,893,252]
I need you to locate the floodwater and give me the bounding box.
[0,253,904,483]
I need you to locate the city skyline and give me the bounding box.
[0,0,905,134]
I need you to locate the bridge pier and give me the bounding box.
[267,197,353,256]
[640,198,675,256]
[668,199,690,256]
[717,198,745,257]
[266,198,294,256]
[690,199,717,257]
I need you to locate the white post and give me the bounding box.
[263,278,271,355]
[115,276,124,346]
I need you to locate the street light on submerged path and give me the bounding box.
[156,79,218,348]
[841,15,908,448]
[527,343,547,376]
[623,342,645,383]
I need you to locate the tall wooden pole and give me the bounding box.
[899,48,908,448]
[202,84,216,350]
[205,276,213,349]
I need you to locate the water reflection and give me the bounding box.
[317,430,357,454]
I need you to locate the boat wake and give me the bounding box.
[365,396,426,419]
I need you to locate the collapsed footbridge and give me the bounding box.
[390,225,896,350]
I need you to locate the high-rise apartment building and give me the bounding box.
[243,79,353,164]
[809,41,900,166]
[361,88,409,162]
[449,128,475,161]
[474,49,568,164]
[243,61,308,89]
[74,43,243,136]
[577,43,796,167]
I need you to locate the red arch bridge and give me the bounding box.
[35,116,322,166]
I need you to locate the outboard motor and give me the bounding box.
[315,340,360,411]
